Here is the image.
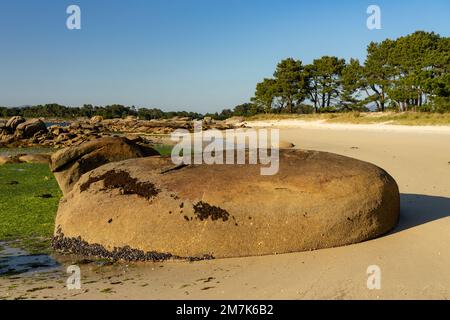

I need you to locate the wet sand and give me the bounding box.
[1,123,449,299]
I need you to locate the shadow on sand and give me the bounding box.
[392,193,450,233]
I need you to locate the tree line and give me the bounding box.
[0,104,202,120]
[207,31,450,118]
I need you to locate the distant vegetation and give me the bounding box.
[206,31,450,119]
[0,104,202,120]
[1,31,448,121]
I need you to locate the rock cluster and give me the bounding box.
[0,116,110,148]
[0,116,245,148]
[100,116,239,135]
[0,116,49,146]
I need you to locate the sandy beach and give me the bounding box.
[1,122,449,300]
[247,118,450,134]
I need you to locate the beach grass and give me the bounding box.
[246,112,450,126]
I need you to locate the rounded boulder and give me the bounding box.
[53,150,400,261]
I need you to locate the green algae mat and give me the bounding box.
[0,163,62,253]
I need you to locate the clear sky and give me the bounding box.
[0,0,449,113]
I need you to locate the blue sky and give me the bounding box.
[0,0,449,113]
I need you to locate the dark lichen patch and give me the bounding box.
[52,228,214,262]
[193,201,230,222]
[79,170,159,200]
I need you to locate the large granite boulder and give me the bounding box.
[15,119,47,138]
[50,137,160,195]
[53,150,400,261]
[6,116,26,132]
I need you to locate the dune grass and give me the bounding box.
[246,112,450,126]
[0,163,62,253]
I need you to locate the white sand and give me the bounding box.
[1,123,449,300]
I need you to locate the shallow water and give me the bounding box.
[0,242,60,276]
[45,122,70,128]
